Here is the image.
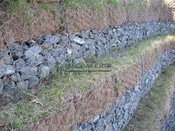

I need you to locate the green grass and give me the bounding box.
[126,0,148,11]
[41,3,52,12]
[6,0,38,26]
[64,0,105,10]
[123,63,175,131]
[7,0,27,15]
[63,0,147,9]
[0,35,174,130]
[107,0,122,7]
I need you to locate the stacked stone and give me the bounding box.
[0,21,175,97]
[77,50,175,131]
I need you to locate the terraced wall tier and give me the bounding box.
[0,21,175,101]
[77,50,175,131]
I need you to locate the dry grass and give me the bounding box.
[0,35,174,130]
[0,0,173,47]
[124,63,175,131]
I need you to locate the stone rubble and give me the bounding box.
[0,21,174,108]
[77,50,175,131]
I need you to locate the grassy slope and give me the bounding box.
[0,35,174,130]
[123,64,175,131]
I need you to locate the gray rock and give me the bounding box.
[91,29,99,34]
[17,80,29,91]
[42,40,53,50]
[11,47,24,59]
[72,42,81,50]
[44,54,56,64]
[124,103,130,110]
[96,46,105,57]
[26,54,44,66]
[83,50,91,59]
[59,36,69,46]
[0,65,15,77]
[80,44,88,52]
[82,30,90,39]
[104,44,110,53]
[96,118,105,129]
[66,48,73,55]
[117,41,125,48]
[45,35,59,44]
[15,58,25,70]
[87,40,96,56]
[2,76,8,83]
[41,49,49,56]
[50,49,61,57]
[20,66,37,80]
[0,79,3,92]
[48,64,57,72]
[9,43,20,51]
[0,50,8,58]
[74,57,85,64]
[29,76,39,88]
[123,110,129,121]
[42,35,59,50]
[38,66,50,78]
[3,79,16,95]
[72,36,85,45]
[55,55,66,65]
[56,45,66,54]
[28,40,37,46]
[93,115,100,123]
[89,31,95,39]
[22,44,29,51]
[11,73,21,82]
[1,56,13,65]
[105,122,113,131]
[72,50,83,58]
[25,46,42,58]
[99,37,107,44]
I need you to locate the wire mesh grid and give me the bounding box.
[0,0,175,131]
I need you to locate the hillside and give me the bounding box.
[0,0,175,131]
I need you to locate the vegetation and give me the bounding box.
[0,35,174,130]
[41,3,52,12]
[6,0,28,15]
[5,0,154,14]
[107,0,121,6]
[124,63,175,131]
[1,0,174,130]
[6,0,37,26]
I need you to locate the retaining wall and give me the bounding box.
[0,21,175,103]
[77,50,175,131]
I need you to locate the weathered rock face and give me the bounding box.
[77,50,175,131]
[0,21,175,101]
